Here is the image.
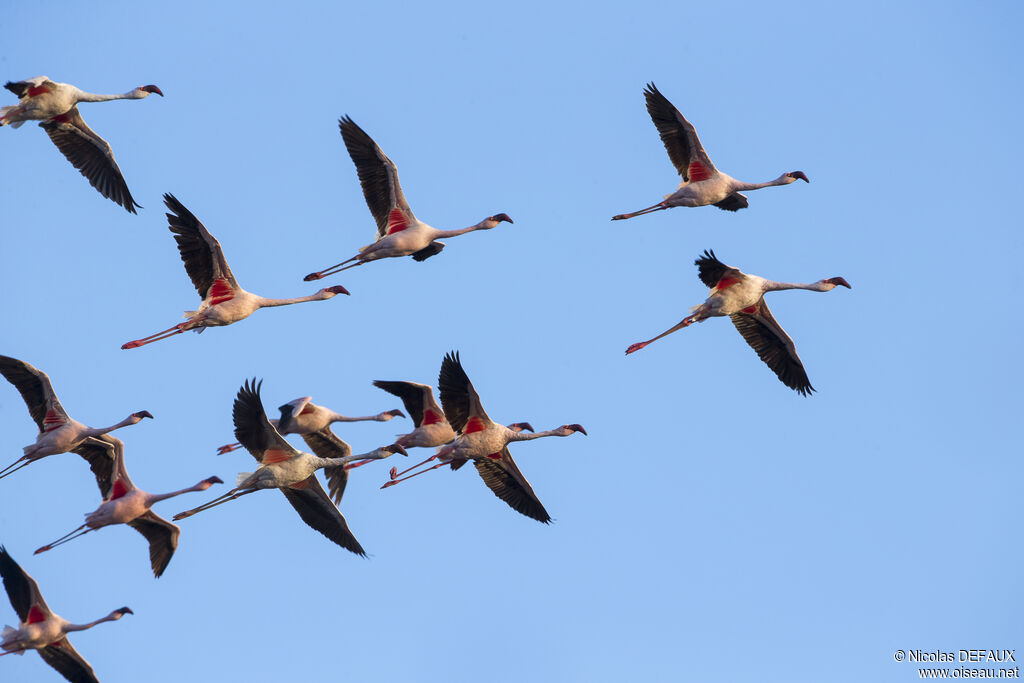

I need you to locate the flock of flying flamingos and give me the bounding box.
[0,76,850,682]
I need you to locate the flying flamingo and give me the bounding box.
[611,83,808,220]
[173,379,407,555]
[303,116,512,281]
[33,434,222,577]
[625,250,851,395]
[122,194,350,349]
[0,356,152,481]
[216,396,404,454]
[383,352,586,524]
[1,546,131,682]
[372,380,456,449]
[1,77,163,213]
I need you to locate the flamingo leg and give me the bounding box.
[611,202,668,221]
[625,315,699,355]
[34,525,92,554]
[216,442,241,455]
[0,456,31,481]
[388,452,446,479]
[303,257,365,281]
[380,460,452,489]
[121,321,197,349]
[173,488,257,520]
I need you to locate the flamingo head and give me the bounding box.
[138,85,163,97]
[112,607,134,619]
[508,422,534,433]
[822,277,851,290]
[201,476,225,489]
[561,423,588,436]
[321,285,350,297]
[382,409,406,420]
[785,171,809,183]
[482,213,513,229]
[133,411,154,422]
[384,444,408,457]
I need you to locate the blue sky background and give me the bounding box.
[1,2,1021,682]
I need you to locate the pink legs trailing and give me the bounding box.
[34,524,93,554]
[0,456,33,481]
[611,201,668,221]
[303,257,366,282]
[122,320,200,349]
[625,313,701,355]
[173,488,258,521]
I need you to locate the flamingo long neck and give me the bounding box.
[508,428,569,442]
[315,449,387,470]
[254,292,330,308]
[763,280,831,292]
[432,222,486,239]
[732,174,792,192]
[63,611,122,633]
[331,412,380,423]
[84,414,138,437]
[146,481,214,505]
[76,90,145,103]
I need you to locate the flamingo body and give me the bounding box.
[2,77,163,212]
[372,380,455,449]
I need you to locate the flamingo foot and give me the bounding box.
[380,480,397,489]
[389,466,398,480]
[303,272,324,281]
[625,342,649,355]
[33,545,51,555]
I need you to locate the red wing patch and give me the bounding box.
[486,452,502,460]
[422,409,442,426]
[261,448,292,465]
[714,277,740,291]
[110,479,131,500]
[207,278,235,306]
[289,478,311,490]
[385,208,409,234]
[741,305,759,315]
[464,417,487,434]
[42,409,65,432]
[27,85,51,98]
[27,606,47,624]
[687,162,712,182]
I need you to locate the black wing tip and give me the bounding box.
[695,248,719,265]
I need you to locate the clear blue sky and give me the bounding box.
[1,2,1021,682]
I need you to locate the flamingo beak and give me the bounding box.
[387,444,409,456]
[117,607,134,616]
[141,85,163,96]
[510,422,534,432]
[206,476,225,485]
[387,409,406,418]
[490,213,513,224]
[325,285,350,295]
[566,424,588,435]
[135,411,154,419]
[827,277,851,289]
[789,171,809,183]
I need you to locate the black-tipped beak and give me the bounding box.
[326,285,350,295]
[510,422,534,433]
[828,277,851,289]
[568,424,587,436]
[387,409,406,418]
[491,213,513,224]
[136,411,154,419]
[118,607,134,616]
[389,444,408,456]
[791,171,809,183]
[142,85,163,96]
[207,476,225,485]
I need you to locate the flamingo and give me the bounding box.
[1,77,163,213]
[1,546,131,682]
[122,194,350,349]
[0,356,152,481]
[371,380,456,449]
[302,116,512,281]
[611,83,808,220]
[32,435,222,577]
[625,250,851,395]
[216,396,404,454]
[173,379,407,555]
[382,352,586,524]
